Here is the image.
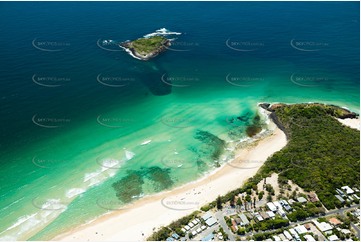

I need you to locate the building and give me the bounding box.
[304,234,316,242]
[272,235,281,241]
[234,217,241,225]
[341,186,354,195]
[289,228,300,240]
[288,199,296,205]
[201,233,214,241]
[201,212,212,221]
[273,201,282,210]
[336,188,345,197]
[297,197,307,203]
[260,211,270,220]
[280,200,292,211]
[308,193,319,202]
[295,225,308,234]
[171,233,180,240]
[266,211,276,218]
[205,217,217,227]
[254,212,263,222]
[238,213,249,226]
[328,217,342,226]
[283,231,293,240]
[335,195,345,203]
[313,220,333,234]
[328,235,340,241]
[267,202,277,212]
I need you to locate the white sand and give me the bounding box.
[55,114,287,241]
[337,117,360,130]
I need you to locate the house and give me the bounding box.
[328,235,339,241]
[288,199,296,205]
[272,235,281,241]
[196,228,202,234]
[260,211,270,220]
[239,213,249,226]
[188,222,195,228]
[353,194,360,200]
[336,188,345,197]
[171,233,180,240]
[283,231,293,240]
[335,195,345,203]
[341,186,354,195]
[266,211,276,218]
[254,212,263,222]
[201,225,207,231]
[313,220,333,233]
[273,201,282,210]
[328,217,342,226]
[191,231,197,236]
[297,197,307,203]
[166,237,175,241]
[267,202,277,212]
[308,193,319,202]
[304,223,311,230]
[289,228,300,240]
[201,212,212,221]
[234,217,241,225]
[205,217,217,227]
[191,219,198,225]
[295,225,308,234]
[184,225,190,231]
[201,233,214,241]
[280,200,292,211]
[304,234,316,242]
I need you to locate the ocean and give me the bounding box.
[0,1,359,240]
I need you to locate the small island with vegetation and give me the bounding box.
[120,36,171,61]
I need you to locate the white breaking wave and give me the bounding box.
[65,188,86,199]
[119,45,142,60]
[125,150,135,160]
[143,28,182,38]
[0,198,67,240]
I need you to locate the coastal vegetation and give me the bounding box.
[121,36,170,60]
[261,103,360,209]
[149,103,359,240]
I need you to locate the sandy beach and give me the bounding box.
[337,117,360,130]
[55,111,287,241]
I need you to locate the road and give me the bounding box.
[215,210,236,241]
[218,204,360,240]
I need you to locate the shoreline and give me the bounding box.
[54,108,288,241]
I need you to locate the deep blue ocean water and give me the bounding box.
[0,1,359,240]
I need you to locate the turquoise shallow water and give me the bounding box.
[0,1,359,240]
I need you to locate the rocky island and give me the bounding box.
[120,36,171,61]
